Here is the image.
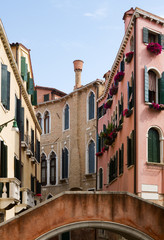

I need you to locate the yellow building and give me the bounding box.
[0,20,41,221]
[36,60,104,200]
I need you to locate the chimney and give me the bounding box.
[123,8,134,32]
[73,60,84,90]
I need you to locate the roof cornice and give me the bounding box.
[98,7,164,103]
[0,20,42,134]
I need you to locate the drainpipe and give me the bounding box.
[19,86,22,186]
[95,84,99,191]
[35,124,37,192]
[134,16,137,195]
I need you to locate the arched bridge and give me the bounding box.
[0,191,163,240]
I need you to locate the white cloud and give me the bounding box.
[84,8,107,18]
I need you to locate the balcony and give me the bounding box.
[15,188,35,213]
[21,134,29,149]
[25,135,33,157]
[0,178,20,209]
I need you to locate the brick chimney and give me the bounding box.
[73,60,84,90]
[123,8,134,32]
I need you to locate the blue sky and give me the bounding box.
[1,0,164,93]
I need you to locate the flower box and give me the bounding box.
[149,103,164,110]
[123,109,133,118]
[109,84,118,96]
[104,98,113,109]
[96,152,103,156]
[114,71,124,83]
[125,51,133,63]
[147,43,162,55]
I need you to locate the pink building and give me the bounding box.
[97,7,164,206]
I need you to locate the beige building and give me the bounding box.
[36,60,104,200]
[0,20,41,221]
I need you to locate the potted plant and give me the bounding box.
[96,151,103,156]
[123,108,133,118]
[109,83,118,96]
[147,43,162,55]
[116,124,123,132]
[125,51,133,63]
[114,71,125,83]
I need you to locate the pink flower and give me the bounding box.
[147,43,162,55]
[123,109,128,116]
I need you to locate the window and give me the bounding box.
[0,140,8,177]
[98,105,106,119]
[41,153,47,186]
[88,91,95,120]
[127,130,134,167]
[62,148,68,179]
[127,72,134,110]
[119,144,124,175]
[88,140,95,174]
[21,56,28,81]
[50,152,56,185]
[44,111,50,134]
[118,93,123,125]
[31,175,35,193]
[144,67,164,104]
[36,112,42,129]
[148,128,160,163]
[98,168,103,189]
[61,232,70,240]
[44,94,49,102]
[143,27,164,47]
[14,156,21,181]
[1,63,10,110]
[109,152,118,183]
[64,104,69,130]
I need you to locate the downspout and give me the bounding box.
[35,124,37,193]
[134,16,137,194]
[96,84,99,191]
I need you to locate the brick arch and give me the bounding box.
[0,192,163,240]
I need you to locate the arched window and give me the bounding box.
[50,152,56,185]
[88,92,95,120]
[64,104,69,130]
[36,112,42,129]
[148,70,157,103]
[44,111,50,134]
[148,128,160,163]
[88,140,95,173]
[99,168,103,190]
[41,153,47,186]
[62,148,68,179]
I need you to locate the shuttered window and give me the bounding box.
[20,107,24,141]
[31,175,35,193]
[64,104,69,130]
[27,78,34,95]
[44,94,49,102]
[31,90,37,106]
[0,141,7,177]
[119,144,124,175]
[1,64,10,110]
[118,94,123,125]
[120,57,125,72]
[44,111,50,134]
[14,156,21,181]
[143,27,164,48]
[127,130,134,167]
[88,92,95,120]
[50,152,56,185]
[88,140,95,174]
[99,168,103,189]
[62,148,68,179]
[31,129,34,155]
[148,128,160,163]
[41,154,47,186]
[36,140,40,163]
[109,152,118,183]
[36,180,41,195]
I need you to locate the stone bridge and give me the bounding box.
[0,191,163,240]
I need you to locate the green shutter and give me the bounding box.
[20,107,24,141]
[148,129,160,163]
[32,90,37,106]
[158,72,164,104]
[158,34,164,49]
[144,66,149,102]
[24,64,28,82]
[127,137,131,167]
[28,78,34,95]
[1,64,8,109]
[127,82,130,109]
[6,71,10,110]
[121,143,124,173]
[131,130,134,165]
[143,28,149,43]
[21,57,26,78]
[16,99,21,129]
[120,59,125,72]
[115,151,118,177]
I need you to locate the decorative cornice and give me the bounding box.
[0,20,42,134]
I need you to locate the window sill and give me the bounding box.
[85,173,96,178]
[146,162,164,167]
[0,103,8,113]
[127,164,134,170]
[60,178,69,183]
